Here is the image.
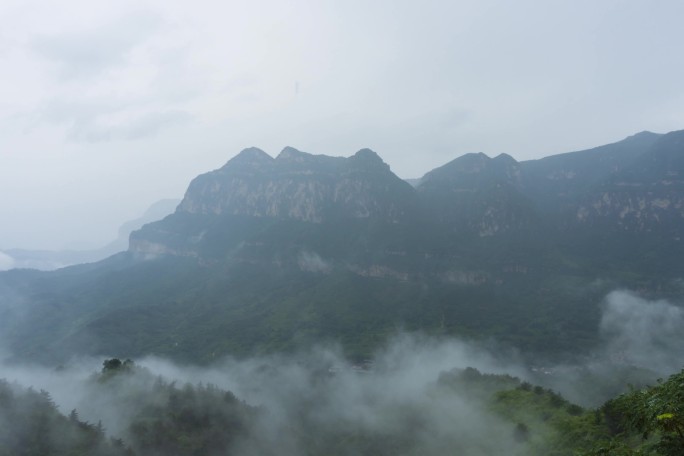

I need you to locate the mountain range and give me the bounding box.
[2,129,683,364]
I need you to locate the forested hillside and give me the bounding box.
[3,358,682,455]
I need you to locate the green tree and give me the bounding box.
[592,369,684,455]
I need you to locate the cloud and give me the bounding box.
[24,8,199,145]
[297,251,332,273]
[39,97,193,142]
[74,109,193,142]
[0,251,15,271]
[0,335,523,455]
[1,288,682,453]
[599,290,684,372]
[30,10,163,80]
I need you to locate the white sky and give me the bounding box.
[1,0,683,250]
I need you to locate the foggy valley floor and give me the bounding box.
[1,331,683,456]
[1,291,684,456]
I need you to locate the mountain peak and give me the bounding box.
[418,151,524,190]
[438,152,490,174]
[628,130,659,139]
[353,148,381,160]
[222,147,273,170]
[349,148,390,172]
[494,153,517,164]
[276,146,309,161]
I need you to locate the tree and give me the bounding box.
[602,369,684,455]
[103,358,123,372]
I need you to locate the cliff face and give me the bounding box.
[518,131,662,212]
[572,131,684,237]
[130,130,684,271]
[130,147,417,263]
[176,147,414,223]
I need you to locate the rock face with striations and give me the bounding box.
[572,131,684,236]
[177,146,414,222]
[130,131,684,261]
[129,147,417,259]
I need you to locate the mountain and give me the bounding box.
[130,147,416,262]
[573,130,684,234]
[177,147,412,221]
[417,152,539,237]
[519,131,661,212]
[1,131,683,364]
[520,130,684,276]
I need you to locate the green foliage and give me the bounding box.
[489,383,609,455]
[435,367,614,456]
[0,371,255,456]
[580,438,646,455]
[0,379,132,456]
[127,381,255,456]
[596,369,684,455]
[98,358,138,383]
[5,362,681,456]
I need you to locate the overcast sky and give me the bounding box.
[1,0,683,250]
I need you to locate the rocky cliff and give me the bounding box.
[572,131,684,237]
[130,130,684,268]
[176,146,413,222]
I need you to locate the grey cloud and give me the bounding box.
[0,335,524,455]
[1,301,681,453]
[31,10,163,79]
[297,251,332,274]
[77,109,194,142]
[599,290,684,372]
[520,290,684,408]
[40,98,193,142]
[0,252,14,271]
[28,11,202,146]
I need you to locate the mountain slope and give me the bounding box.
[2,131,684,364]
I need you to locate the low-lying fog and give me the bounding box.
[0,290,682,455]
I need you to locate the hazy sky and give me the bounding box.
[1,0,683,250]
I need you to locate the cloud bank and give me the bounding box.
[0,251,14,271]
[599,290,684,372]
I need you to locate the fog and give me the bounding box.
[523,290,684,407]
[599,290,684,371]
[0,198,180,271]
[0,336,524,455]
[297,251,333,274]
[0,252,14,271]
[0,289,682,454]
